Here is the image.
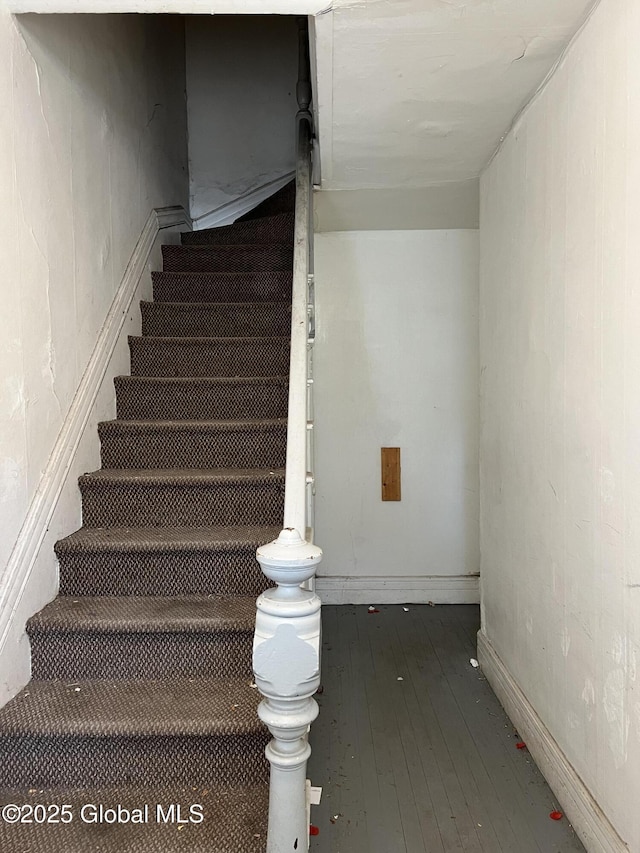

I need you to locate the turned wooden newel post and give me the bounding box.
[254,528,322,853]
[296,17,312,120]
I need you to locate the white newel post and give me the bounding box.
[253,528,322,853]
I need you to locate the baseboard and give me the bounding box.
[0,206,190,667]
[315,575,480,605]
[477,631,629,853]
[192,171,295,230]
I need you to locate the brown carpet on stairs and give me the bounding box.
[0,179,296,853]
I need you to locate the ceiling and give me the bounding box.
[12,0,597,194]
[313,0,597,190]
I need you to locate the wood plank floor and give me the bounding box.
[308,605,585,853]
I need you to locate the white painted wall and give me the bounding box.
[314,229,479,604]
[314,181,479,233]
[185,15,298,222]
[480,0,640,848]
[0,11,188,702]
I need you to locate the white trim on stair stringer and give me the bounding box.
[315,575,480,605]
[0,206,191,680]
[191,171,295,231]
[477,631,629,853]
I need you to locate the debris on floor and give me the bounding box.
[470,658,479,668]
[550,811,564,821]
[367,606,380,613]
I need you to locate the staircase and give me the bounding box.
[0,183,295,852]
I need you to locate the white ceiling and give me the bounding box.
[313,0,597,189]
[12,0,597,193]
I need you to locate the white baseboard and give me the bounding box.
[0,206,190,687]
[315,575,480,605]
[191,171,295,231]
[477,631,629,853]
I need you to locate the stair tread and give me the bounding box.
[0,679,264,737]
[80,468,285,485]
[165,243,291,251]
[99,417,286,430]
[0,783,268,852]
[28,595,258,634]
[152,270,293,278]
[115,374,288,384]
[141,300,291,309]
[129,335,290,344]
[56,525,280,553]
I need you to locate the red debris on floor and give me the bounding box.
[549,811,563,821]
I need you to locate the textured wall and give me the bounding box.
[480,0,640,846]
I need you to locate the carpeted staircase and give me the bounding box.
[0,182,296,852]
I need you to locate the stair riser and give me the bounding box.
[181,214,294,246]
[30,631,253,680]
[152,271,292,303]
[99,427,287,470]
[162,245,293,274]
[57,550,271,597]
[0,734,269,787]
[80,483,284,528]
[141,303,291,337]
[115,378,289,421]
[129,340,290,378]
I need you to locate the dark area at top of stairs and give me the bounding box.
[0,179,296,852]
